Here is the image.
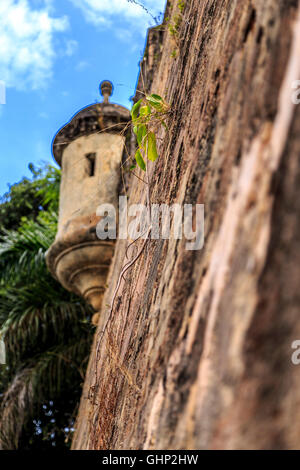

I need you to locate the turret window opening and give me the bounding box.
[86,153,96,177]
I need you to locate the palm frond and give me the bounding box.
[0,335,92,450]
[0,368,33,450]
[0,212,57,283]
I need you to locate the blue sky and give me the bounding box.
[0,0,166,196]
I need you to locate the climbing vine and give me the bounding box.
[93,93,170,372]
[131,94,170,171]
[126,0,162,24]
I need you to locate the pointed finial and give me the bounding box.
[100,80,113,104]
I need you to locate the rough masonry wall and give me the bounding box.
[72,0,300,449]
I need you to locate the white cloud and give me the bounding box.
[68,0,165,31]
[0,0,69,90]
[116,29,133,42]
[75,60,90,71]
[65,39,78,56]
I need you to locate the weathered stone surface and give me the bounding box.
[72,0,300,449]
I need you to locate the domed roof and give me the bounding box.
[52,81,131,165]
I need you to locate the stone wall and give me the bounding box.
[72,0,300,450]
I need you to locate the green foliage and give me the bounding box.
[131,94,169,171]
[0,163,60,232]
[178,0,185,13]
[147,132,159,162]
[0,166,93,449]
[167,17,181,37]
[166,0,186,57]
[135,150,146,171]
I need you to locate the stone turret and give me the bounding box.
[46,81,130,313]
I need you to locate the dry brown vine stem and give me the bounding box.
[94,226,151,388]
[95,162,152,370]
[126,0,160,25]
[93,63,168,369]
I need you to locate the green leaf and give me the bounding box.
[150,93,163,101]
[131,99,143,120]
[147,132,159,162]
[146,94,165,111]
[135,150,146,171]
[137,125,147,148]
[139,105,151,116]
